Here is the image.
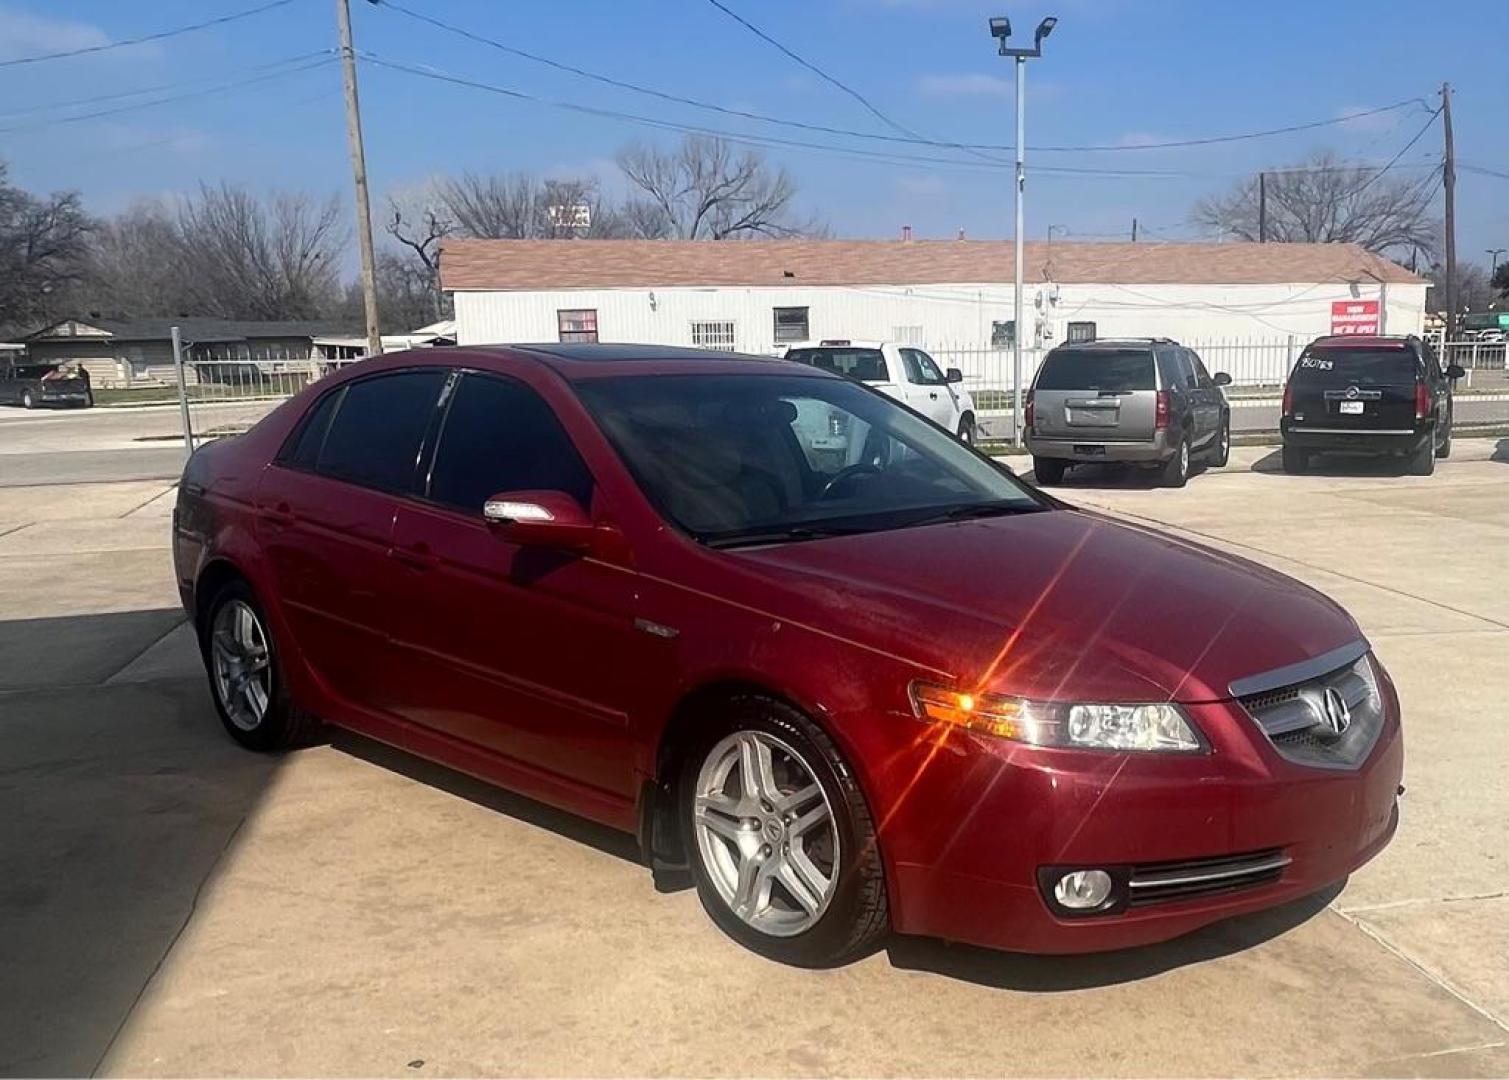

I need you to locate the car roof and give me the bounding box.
[367,342,834,382]
[1306,335,1415,350]
[783,340,890,349]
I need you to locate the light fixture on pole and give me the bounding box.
[990,13,1057,446]
[1488,248,1506,276]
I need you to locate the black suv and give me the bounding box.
[1279,335,1462,476]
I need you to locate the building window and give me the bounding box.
[1067,321,1097,344]
[773,306,809,344]
[557,309,598,343]
[891,325,924,345]
[991,320,1015,349]
[690,320,736,350]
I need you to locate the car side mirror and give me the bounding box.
[945,367,964,384]
[483,490,612,556]
[1446,364,1466,380]
[1212,372,1232,387]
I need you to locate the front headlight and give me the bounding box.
[909,683,1204,753]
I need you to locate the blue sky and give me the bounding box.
[3,0,1506,267]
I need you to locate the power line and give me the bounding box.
[0,0,298,68]
[1348,107,1441,200]
[1460,163,1509,182]
[0,57,336,134]
[0,51,333,121]
[1042,99,1434,152]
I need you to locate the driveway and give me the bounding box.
[1,441,1506,1076]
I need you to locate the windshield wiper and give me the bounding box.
[704,525,864,550]
[906,502,1047,528]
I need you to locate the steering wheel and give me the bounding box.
[819,463,883,500]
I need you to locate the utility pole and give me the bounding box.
[336,0,381,357]
[1258,172,1267,243]
[989,14,1056,446]
[1442,82,1457,338]
[1131,217,1138,243]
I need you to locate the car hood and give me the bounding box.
[731,508,1362,704]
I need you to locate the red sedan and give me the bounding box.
[173,344,1402,964]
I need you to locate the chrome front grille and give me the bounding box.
[1235,648,1384,770]
[1127,848,1290,907]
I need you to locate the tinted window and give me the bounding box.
[576,374,1043,544]
[786,347,889,382]
[1291,348,1419,387]
[316,369,446,493]
[1188,351,1214,387]
[1174,349,1199,389]
[281,386,344,468]
[1035,348,1155,392]
[428,373,593,513]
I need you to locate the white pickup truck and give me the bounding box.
[781,340,979,444]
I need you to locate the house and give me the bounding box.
[20,317,353,388]
[439,238,1428,386]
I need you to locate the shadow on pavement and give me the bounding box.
[0,607,283,1077]
[1492,438,1509,464]
[885,881,1342,990]
[1250,449,1411,477]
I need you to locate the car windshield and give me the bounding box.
[574,373,1045,547]
[1035,348,1155,392]
[784,347,889,382]
[1291,348,1419,387]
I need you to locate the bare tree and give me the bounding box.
[385,183,453,322]
[173,184,348,320]
[1193,151,1437,256]
[437,172,627,240]
[84,200,187,317]
[616,136,815,239]
[1425,261,1496,316]
[0,160,94,329]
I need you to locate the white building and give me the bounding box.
[441,239,1427,387]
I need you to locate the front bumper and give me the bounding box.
[876,686,1403,954]
[1281,419,1430,455]
[1025,429,1172,464]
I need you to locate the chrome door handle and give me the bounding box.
[262,503,297,526]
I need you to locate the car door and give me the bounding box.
[899,348,957,429]
[1420,339,1452,439]
[382,369,645,800]
[256,367,448,713]
[1163,347,1203,447]
[1185,348,1222,448]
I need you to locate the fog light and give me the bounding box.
[1054,869,1113,910]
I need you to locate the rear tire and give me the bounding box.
[199,579,318,751]
[1407,438,1436,476]
[1032,457,1066,486]
[1211,415,1231,468]
[1281,445,1308,474]
[1435,433,1451,459]
[1161,437,1190,488]
[680,696,888,967]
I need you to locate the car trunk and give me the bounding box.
[1032,348,1158,441]
[1287,348,1419,431]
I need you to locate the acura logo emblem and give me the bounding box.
[1321,687,1352,736]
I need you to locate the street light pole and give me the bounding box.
[990,14,1056,446]
[1489,249,1506,276]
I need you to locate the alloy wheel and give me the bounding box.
[691,730,839,937]
[1179,438,1190,478]
[210,599,272,731]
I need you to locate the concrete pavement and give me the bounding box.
[1,441,1507,1076]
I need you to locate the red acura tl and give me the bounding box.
[173,344,1402,965]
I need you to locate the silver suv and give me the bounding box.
[1025,338,1232,488]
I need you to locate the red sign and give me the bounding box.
[1331,299,1380,335]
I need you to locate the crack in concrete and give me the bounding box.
[1339,889,1509,914]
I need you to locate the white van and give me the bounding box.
[782,340,978,444]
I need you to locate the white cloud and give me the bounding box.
[916,73,1014,99]
[0,5,159,62]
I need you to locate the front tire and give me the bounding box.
[681,696,888,967]
[957,415,976,446]
[199,579,316,751]
[1032,457,1066,486]
[1211,414,1231,468]
[21,390,35,409]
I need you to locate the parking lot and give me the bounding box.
[2,432,1508,1077]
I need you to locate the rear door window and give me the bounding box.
[1035,348,1155,392]
[1292,348,1419,387]
[280,386,344,469]
[426,372,594,513]
[315,369,447,494]
[785,347,890,382]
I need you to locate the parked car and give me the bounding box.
[1025,338,1231,488]
[782,340,979,444]
[175,343,1401,965]
[0,358,93,408]
[1279,335,1462,476]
